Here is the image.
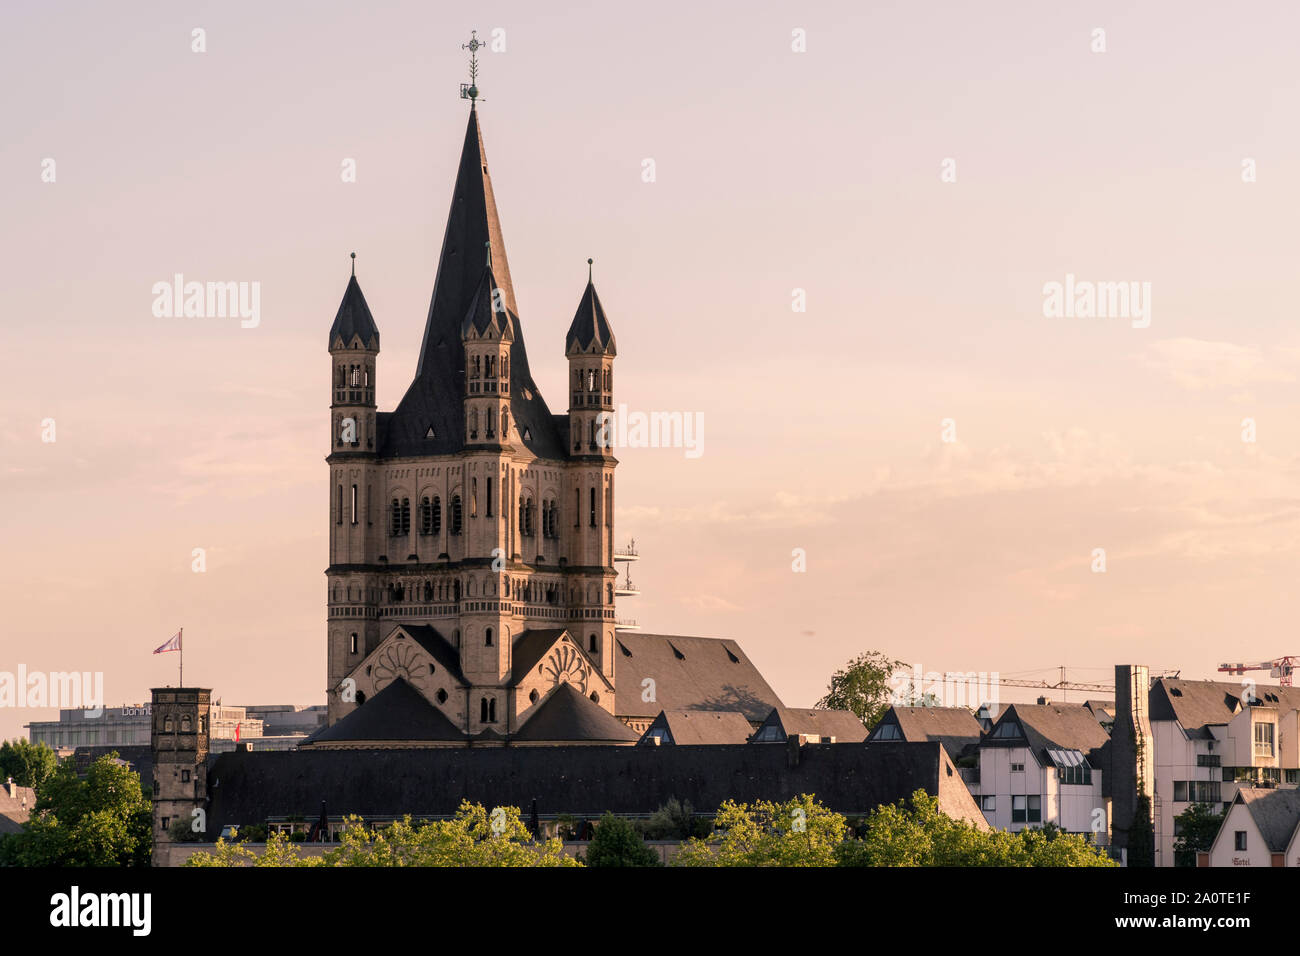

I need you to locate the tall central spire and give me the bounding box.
[416,106,518,377]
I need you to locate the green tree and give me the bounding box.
[816,651,911,728]
[639,798,706,840]
[1172,802,1221,867]
[674,794,847,867]
[0,754,151,866]
[835,790,1115,867]
[185,802,580,867]
[0,739,58,792]
[586,813,659,867]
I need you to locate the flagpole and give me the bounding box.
[179,627,184,687]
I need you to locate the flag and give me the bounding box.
[154,629,182,654]
[235,722,241,743]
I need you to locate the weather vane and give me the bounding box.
[460,30,484,104]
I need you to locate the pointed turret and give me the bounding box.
[565,262,616,356]
[329,270,380,351]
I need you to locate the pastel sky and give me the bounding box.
[3,1,1299,741]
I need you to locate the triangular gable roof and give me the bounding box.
[396,623,466,687]
[881,705,984,759]
[639,710,755,745]
[310,678,464,744]
[513,683,639,743]
[1237,787,1300,853]
[986,703,1111,768]
[757,707,868,742]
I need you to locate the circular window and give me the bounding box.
[529,689,539,704]
[436,689,448,704]
[590,692,600,704]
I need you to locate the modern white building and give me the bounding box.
[1148,679,1300,867]
[966,702,1111,841]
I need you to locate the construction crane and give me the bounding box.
[991,666,1183,700]
[1217,656,1296,687]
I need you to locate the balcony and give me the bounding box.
[615,618,640,631]
[615,579,640,597]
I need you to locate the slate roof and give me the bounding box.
[565,279,616,355]
[756,707,869,743]
[509,629,569,685]
[1150,678,1300,740]
[637,710,755,745]
[398,624,466,687]
[308,678,464,744]
[0,784,36,835]
[201,740,981,834]
[879,705,984,759]
[328,274,379,350]
[513,684,639,743]
[614,633,784,724]
[1234,788,1300,853]
[377,107,566,461]
[986,703,1111,769]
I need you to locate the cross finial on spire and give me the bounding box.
[485,240,492,269]
[588,258,593,282]
[460,30,484,104]
[350,251,356,277]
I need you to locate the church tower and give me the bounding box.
[322,54,623,741]
[326,258,382,723]
[564,264,618,681]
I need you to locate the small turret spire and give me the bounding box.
[350,251,356,277]
[588,258,593,283]
[485,241,492,269]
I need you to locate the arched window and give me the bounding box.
[574,488,580,526]
[436,689,448,704]
[605,488,611,527]
[489,698,497,722]
[590,488,597,527]
[480,698,488,723]
[356,691,366,705]
[589,633,599,654]
[485,627,494,647]
[502,355,509,378]
[432,496,442,535]
[471,478,478,517]
[181,714,192,732]
[607,583,614,603]
[401,498,411,535]
[349,633,358,654]
[529,688,539,704]
[587,369,596,391]
[163,716,174,733]
[450,496,463,535]
[468,409,478,439]
[337,485,343,525]
[501,409,509,437]
[420,497,432,535]
[390,498,401,536]
[472,356,481,379]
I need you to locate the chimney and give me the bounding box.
[1037,696,1051,706]
[5,776,14,799]
[786,734,801,768]
[1110,664,1154,853]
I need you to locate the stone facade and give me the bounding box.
[324,105,620,737]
